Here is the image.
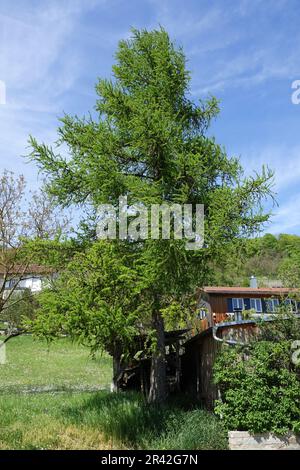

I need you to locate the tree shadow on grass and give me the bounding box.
[61,391,170,448]
[61,391,228,450]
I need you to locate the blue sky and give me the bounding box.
[0,0,299,234]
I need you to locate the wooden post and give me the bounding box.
[175,340,181,391]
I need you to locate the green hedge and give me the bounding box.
[213,325,300,434]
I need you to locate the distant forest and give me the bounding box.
[211,234,300,288]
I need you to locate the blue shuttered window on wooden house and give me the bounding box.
[227,297,265,313]
[228,298,245,311]
[262,298,268,313]
[250,298,263,312]
[226,296,299,315]
[227,298,233,312]
[265,298,279,313]
[284,298,298,313]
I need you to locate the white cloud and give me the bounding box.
[0,0,101,182]
[240,144,300,235]
[148,1,232,44]
[195,52,300,95]
[146,1,300,96]
[0,2,89,90]
[267,193,300,234]
[0,0,299,238]
[243,145,300,193]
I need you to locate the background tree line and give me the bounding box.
[211,233,300,287]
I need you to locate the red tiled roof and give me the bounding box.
[201,286,299,295]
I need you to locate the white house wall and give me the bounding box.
[1,275,48,293]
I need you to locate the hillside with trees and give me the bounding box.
[211,233,300,288]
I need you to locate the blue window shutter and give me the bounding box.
[244,298,250,310]
[227,298,233,312]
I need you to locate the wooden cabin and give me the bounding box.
[180,282,300,407]
[119,280,299,408]
[181,321,259,408]
[197,285,300,327]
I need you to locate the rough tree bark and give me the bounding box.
[148,309,167,403]
[111,343,124,392]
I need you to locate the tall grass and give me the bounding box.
[0,391,228,450]
[0,336,227,450]
[63,391,228,450]
[151,408,228,450]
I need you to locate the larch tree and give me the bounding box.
[29,28,273,403]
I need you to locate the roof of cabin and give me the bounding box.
[201,286,299,295]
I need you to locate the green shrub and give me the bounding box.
[2,289,38,331]
[213,336,300,434]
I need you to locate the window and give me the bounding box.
[197,308,207,320]
[250,298,263,313]
[285,298,298,313]
[265,298,279,313]
[18,279,28,288]
[5,279,18,289]
[232,298,244,311]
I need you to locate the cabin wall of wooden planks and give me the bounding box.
[182,329,221,409]
[181,324,258,409]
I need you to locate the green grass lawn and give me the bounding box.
[0,392,122,450]
[0,335,228,450]
[0,335,112,393]
[0,391,228,450]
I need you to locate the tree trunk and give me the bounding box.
[148,310,167,403]
[111,344,123,392]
